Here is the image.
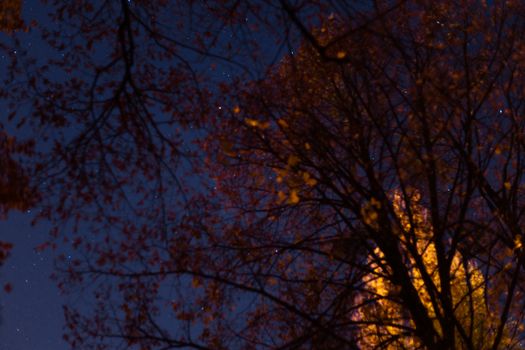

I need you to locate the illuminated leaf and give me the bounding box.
[288,190,300,204]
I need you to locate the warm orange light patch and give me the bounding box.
[336,51,347,59]
[356,191,490,349]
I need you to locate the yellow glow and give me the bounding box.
[356,191,490,349]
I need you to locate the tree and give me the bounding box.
[0,0,22,33]
[0,0,27,269]
[0,124,34,326]
[2,0,525,349]
[0,129,35,297]
[355,191,489,349]
[203,2,525,347]
[0,2,30,324]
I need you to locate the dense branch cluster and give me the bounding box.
[2,0,525,349]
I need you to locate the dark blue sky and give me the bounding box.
[0,213,68,350]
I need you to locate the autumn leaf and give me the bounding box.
[288,190,300,204]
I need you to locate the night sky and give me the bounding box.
[0,2,69,349]
[0,213,68,350]
[1,1,524,349]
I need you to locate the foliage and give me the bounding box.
[356,191,489,349]
[0,0,22,33]
[0,0,25,272]
[0,130,34,285]
[2,0,525,349]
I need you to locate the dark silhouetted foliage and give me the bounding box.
[2,0,525,349]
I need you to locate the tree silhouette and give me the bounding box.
[355,191,491,348]
[0,0,26,269]
[0,0,22,33]
[0,5,28,330]
[2,0,525,349]
[203,2,525,347]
